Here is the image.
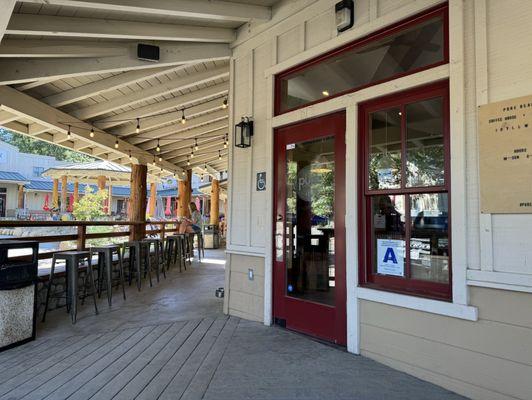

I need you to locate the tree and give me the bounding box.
[0,128,94,163]
[72,186,108,221]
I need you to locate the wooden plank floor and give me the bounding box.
[0,316,238,400]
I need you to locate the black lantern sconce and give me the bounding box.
[335,0,354,33]
[234,117,254,148]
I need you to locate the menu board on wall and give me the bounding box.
[479,94,532,213]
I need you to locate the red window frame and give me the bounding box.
[358,81,451,300]
[274,3,449,116]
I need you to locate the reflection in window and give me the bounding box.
[406,98,444,187]
[369,108,402,190]
[277,13,446,113]
[285,137,336,305]
[410,193,449,283]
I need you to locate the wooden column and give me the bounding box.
[177,171,192,217]
[210,179,220,225]
[97,175,106,191]
[129,164,147,240]
[17,185,24,209]
[108,184,113,215]
[148,182,157,218]
[61,175,68,212]
[73,181,79,205]
[185,169,192,217]
[52,178,59,209]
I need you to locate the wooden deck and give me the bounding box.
[0,316,237,400]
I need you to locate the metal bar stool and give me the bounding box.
[142,238,166,282]
[122,241,152,291]
[42,251,98,324]
[91,244,126,306]
[165,235,185,272]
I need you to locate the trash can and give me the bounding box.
[0,240,39,352]
[203,224,220,249]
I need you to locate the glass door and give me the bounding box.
[273,112,346,345]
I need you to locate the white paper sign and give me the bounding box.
[373,214,386,229]
[377,239,405,277]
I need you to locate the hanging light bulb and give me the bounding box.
[200,174,204,182]
[181,109,186,124]
[128,150,132,160]
[156,139,161,152]
[153,156,156,165]
[194,138,199,151]
[173,172,176,178]
[67,125,71,140]
[187,158,191,166]
[190,147,194,158]
[136,118,140,134]
[90,127,95,138]
[158,156,162,162]
[114,139,119,149]
[222,98,228,109]
[218,150,222,160]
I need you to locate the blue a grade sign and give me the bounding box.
[376,239,405,277]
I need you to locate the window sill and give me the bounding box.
[356,287,478,321]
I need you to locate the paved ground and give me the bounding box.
[0,249,467,399]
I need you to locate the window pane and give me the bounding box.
[285,137,336,305]
[406,98,445,187]
[410,193,449,283]
[369,108,402,190]
[371,195,406,277]
[277,15,444,113]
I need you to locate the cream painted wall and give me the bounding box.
[226,0,532,399]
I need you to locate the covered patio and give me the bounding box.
[0,248,464,400]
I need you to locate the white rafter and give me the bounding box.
[0,39,128,58]
[0,42,230,85]
[98,81,229,130]
[42,65,185,107]
[21,0,271,23]
[0,0,16,43]
[6,14,235,43]
[72,65,229,120]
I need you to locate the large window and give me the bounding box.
[275,5,448,115]
[359,82,450,300]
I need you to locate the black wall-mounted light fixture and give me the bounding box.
[335,0,354,33]
[234,117,254,148]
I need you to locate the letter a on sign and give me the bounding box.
[377,239,405,276]
[383,247,397,264]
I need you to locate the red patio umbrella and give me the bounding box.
[165,197,171,216]
[67,194,74,212]
[42,194,50,211]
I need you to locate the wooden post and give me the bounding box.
[97,175,106,191]
[148,182,156,218]
[129,164,147,241]
[108,184,113,215]
[61,175,68,212]
[177,179,187,217]
[17,184,24,209]
[52,178,59,209]
[210,179,220,225]
[185,169,192,217]
[73,181,79,205]
[77,225,86,250]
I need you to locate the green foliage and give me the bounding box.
[0,128,94,163]
[72,186,108,221]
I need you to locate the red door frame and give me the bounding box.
[273,111,347,345]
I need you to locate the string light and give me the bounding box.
[186,157,191,166]
[153,156,156,164]
[114,140,119,149]
[182,170,186,176]
[158,156,162,162]
[136,118,140,134]
[194,138,199,151]
[200,174,204,182]
[67,125,71,140]
[222,98,228,109]
[156,139,160,152]
[89,127,95,138]
[128,150,132,160]
[218,150,222,160]
[181,109,186,125]
[223,133,228,149]
[190,147,194,158]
